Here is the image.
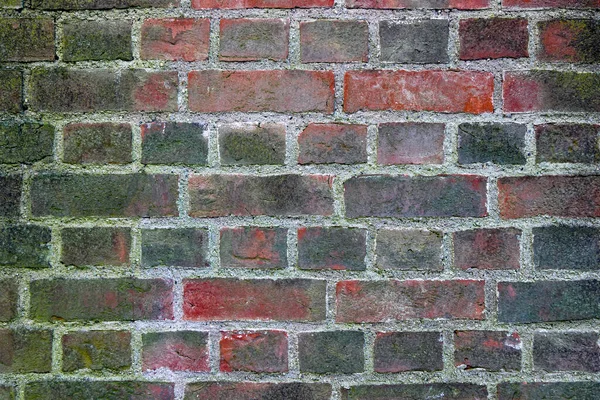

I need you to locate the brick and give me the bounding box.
[61,227,131,267]
[502,0,600,8]
[376,229,443,271]
[535,124,600,163]
[192,0,332,8]
[0,175,21,217]
[498,280,600,323]
[29,68,178,112]
[498,175,600,218]
[347,0,488,8]
[454,331,521,371]
[336,280,485,323]
[298,227,366,271]
[0,70,21,113]
[459,18,529,60]
[141,122,208,165]
[220,330,288,372]
[377,122,445,165]
[0,328,52,373]
[0,225,50,268]
[141,18,209,61]
[534,332,600,372]
[538,20,600,62]
[0,18,54,61]
[380,20,448,63]
[63,123,132,164]
[24,381,174,400]
[31,174,178,217]
[184,382,331,400]
[220,19,289,61]
[344,175,487,218]
[298,331,364,374]
[0,122,54,164]
[188,70,334,113]
[189,174,333,217]
[503,70,600,112]
[497,382,600,400]
[454,228,521,270]
[374,332,443,372]
[30,0,178,9]
[0,0,20,8]
[30,278,173,322]
[141,228,209,268]
[533,225,600,270]
[298,123,367,165]
[183,279,326,321]
[458,123,527,164]
[219,123,286,165]
[342,384,488,399]
[344,70,494,113]
[220,227,287,269]
[0,386,14,400]
[300,20,368,63]
[62,20,132,61]
[142,331,209,372]
[0,279,17,322]
[62,331,131,372]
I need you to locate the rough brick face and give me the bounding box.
[63,123,132,164]
[220,330,288,372]
[184,382,332,400]
[0,225,51,268]
[0,328,53,373]
[62,20,132,61]
[459,18,529,60]
[453,228,521,270]
[31,0,178,9]
[380,20,449,63]
[0,122,54,164]
[192,0,333,8]
[141,228,208,268]
[346,0,489,8]
[0,18,54,61]
[534,332,600,372]
[342,384,488,399]
[297,227,367,270]
[220,19,289,61]
[502,0,599,8]
[0,70,22,113]
[498,382,600,400]
[219,123,286,165]
[376,229,443,271]
[538,20,600,63]
[300,20,368,63]
[142,331,209,372]
[457,123,527,165]
[533,225,600,270]
[24,381,174,400]
[298,331,364,374]
[61,227,131,266]
[220,227,287,269]
[377,123,445,165]
[298,123,367,165]
[141,18,210,61]
[0,175,22,217]
[454,331,522,371]
[374,332,443,372]
[0,279,17,322]
[62,331,131,372]
[141,122,208,165]
[535,124,600,163]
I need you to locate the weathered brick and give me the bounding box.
[62,20,132,61]
[344,70,494,113]
[300,20,368,63]
[534,332,600,372]
[30,0,179,9]
[344,175,487,218]
[535,124,600,163]
[503,70,600,112]
[141,122,208,165]
[0,0,20,8]
[141,18,209,61]
[63,123,132,165]
[62,331,131,372]
[298,123,367,165]
[189,174,333,217]
[376,229,443,271]
[184,382,332,400]
[498,280,600,323]
[0,328,52,373]
[374,332,443,372]
[0,122,54,164]
[336,280,485,323]
[188,70,334,113]
[142,331,209,372]
[24,381,174,400]
[219,123,286,165]
[220,330,288,372]
[61,227,131,267]
[183,279,326,321]
[377,122,445,165]
[30,278,173,322]
[341,384,488,399]
[497,382,600,400]
[0,175,21,217]
[192,0,332,8]
[220,227,287,269]
[298,227,366,271]
[141,228,209,268]
[0,386,14,400]
[498,175,600,218]
[29,68,178,112]
[0,18,54,61]
[347,0,489,8]
[220,19,289,61]
[503,0,600,8]
[0,225,50,268]
[0,279,17,322]
[454,228,521,270]
[533,225,600,270]
[454,331,521,371]
[459,18,529,60]
[458,123,527,164]
[31,174,178,217]
[380,20,448,63]
[539,20,600,62]
[298,331,364,374]
[0,69,21,113]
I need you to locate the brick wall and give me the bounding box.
[0,0,599,399]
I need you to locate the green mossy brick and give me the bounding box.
[0,70,22,113]
[0,0,21,8]
[62,20,132,61]
[298,331,364,374]
[219,123,286,165]
[30,0,178,9]
[0,174,22,217]
[0,279,18,322]
[24,381,174,400]
[141,122,208,165]
[141,228,209,268]
[458,123,527,165]
[0,225,51,268]
[0,328,53,373]
[63,123,132,164]
[300,20,368,63]
[0,122,54,164]
[0,386,15,400]
[62,330,132,372]
[342,384,488,400]
[0,18,54,61]
[184,382,331,400]
[535,124,600,163]
[297,227,366,271]
[61,227,131,266]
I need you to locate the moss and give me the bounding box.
[62,20,132,61]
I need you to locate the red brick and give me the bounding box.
[538,20,600,63]
[192,0,333,8]
[220,227,287,269]
[459,18,529,60]
[454,331,522,371]
[184,382,332,399]
[298,123,367,165]
[142,331,209,372]
[220,331,288,372]
[377,122,445,165]
[498,176,600,218]
[188,70,334,113]
[346,0,489,8]
[344,70,494,114]
[183,279,326,321]
[336,280,485,323]
[141,18,209,61]
[300,20,368,63]
[453,228,521,270]
[503,0,599,8]
[220,19,289,61]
